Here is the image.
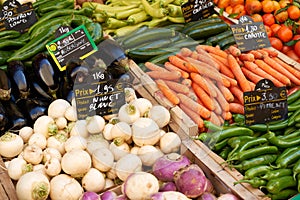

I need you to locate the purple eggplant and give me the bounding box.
[0,69,11,101]
[2,99,27,130]
[7,61,30,100]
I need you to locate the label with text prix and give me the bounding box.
[231,15,271,52]
[74,70,125,120]
[0,0,37,32]
[243,79,288,126]
[181,0,214,22]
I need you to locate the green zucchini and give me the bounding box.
[182,17,223,34]
[148,51,176,64]
[186,22,229,40]
[163,23,185,32]
[206,29,234,45]
[128,47,180,62]
[218,36,236,49]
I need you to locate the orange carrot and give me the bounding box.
[181,78,192,87]
[212,98,222,115]
[182,56,219,73]
[210,54,234,78]
[146,70,181,80]
[164,80,190,94]
[187,88,198,101]
[257,49,269,58]
[164,61,189,79]
[222,111,232,121]
[197,45,228,58]
[205,77,230,112]
[229,85,244,105]
[179,103,204,128]
[217,82,235,102]
[169,55,197,72]
[155,79,180,105]
[241,66,264,84]
[264,56,300,85]
[273,57,300,80]
[208,111,222,126]
[190,73,217,97]
[249,50,264,59]
[179,47,193,57]
[228,45,241,57]
[177,93,211,119]
[261,48,278,57]
[190,51,199,60]
[249,81,256,91]
[227,54,252,92]
[209,52,229,66]
[195,46,220,70]
[243,61,285,87]
[239,53,255,62]
[221,73,238,87]
[255,59,291,86]
[229,102,244,114]
[192,82,215,111]
[145,62,167,71]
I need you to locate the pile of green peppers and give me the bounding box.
[197,89,300,200]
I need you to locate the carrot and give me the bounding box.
[182,56,219,73]
[205,77,230,112]
[243,61,285,87]
[239,53,255,62]
[249,50,264,59]
[146,70,181,80]
[256,49,269,58]
[190,72,217,97]
[221,73,238,87]
[164,61,189,79]
[179,47,193,57]
[181,78,192,87]
[229,85,244,105]
[187,88,198,101]
[210,54,235,78]
[217,82,235,102]
[228,45,241,57]
[192,82,215,111]
[227,54,252,92]
[169,55,197,72]
[177,93,211,119]
[207,111,222,126]
[264,57,300,85]
[209,52,229,66]
[190,51,199,60]
[179,103,204,129]
[261,48,278,57]
[164,80,190,94]
[249,81,256,91]
[273,57,300,80]
[241,66,264,84]
[255,59,291,86]
[212,98,222,115]
[145,62,167,71]
[222,111,232,121]
[195,46,220,70]
[198,45,228,58]
[229,102,244,114]
[155,79,180,105]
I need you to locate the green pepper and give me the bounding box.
[266,131,300,149]
[279,130,300,139]
[287,89,300,105]
[141,0,168,18]
[213,138,229,151]
[249,119,288,132]
[268,189,298,200]
[219,146,232,160]
[0,50,13,65]
[292,158,300,179]
[226,136,254,160]
[234,177,267,188]
[38,0,74,15]
[238,137,268,152]
[231,154,277,171]
[283,126,298,135]
[0,39,26,50]
[244,165,272,180]
[261,168,292,180]
[0,30,21,39]
[265,176,297,194]
[275,148,300,168]
[203,120,223,131]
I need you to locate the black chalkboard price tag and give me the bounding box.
[231,15,271,52]
[46,25,98,71]
[0,0,38,32]
[74,69,126,120]
[181,0,215,22]
[243,79,288,126]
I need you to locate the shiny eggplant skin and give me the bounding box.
[2,99,27,130]
[32,53,59,99]
[7,61,30,100]
[0,101,8,134]
[0,69,11,101]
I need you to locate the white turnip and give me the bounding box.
[28,133,47,150]
[92,147,114,172]
[43,147,62,163]
[148,105,170,128]
[0,131,24,158]
[82,168,105,193]
[137,145,164,167]
[104,178,115,190]
[115,153,142,181]
[110,121,132,141]
[86,134,109,155]
[64,106,78,122]
[50,174,83,200]
[19,126,33,143]
[109,138,130,161]
[132,117,161,146]
[47,133,67,155]
[33,115,58,138]
[159,132,181,154]
[23,144,43,165]
[123,171,159,200]
[106,162,117,180]
[48,98,71,119]
[70,119,89,138]
[152,153,191,182]
[44,157,61,177]
[118,103,140,124]
[55,116,68,129]
[131,97,153,117]
[7,157,32,181]
[102,123,114,141]
[64,135,87,152]
[16,171,50,200]
[86,115,105,134]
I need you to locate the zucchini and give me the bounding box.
[218,36,236,49]
[128,47,180,62]
[182,17,223,34]
[148,51,177,64]
[186,22,229,40]
[163,23,185,32]
[170,38,200,48]
[206,30,234,45]
[121,27,177,49]
[115,25,149,44]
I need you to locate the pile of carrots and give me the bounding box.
[144,44,300,131]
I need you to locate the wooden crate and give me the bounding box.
[0,157,17,200]
[129,60,270,200]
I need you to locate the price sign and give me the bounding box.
[231,15,271,52]
[243,79,288,126]
[46,25,98,71]
[74,68,126,120]
[181,0,215,22]
[0,0,38,32]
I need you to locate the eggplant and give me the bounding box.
[32,53,59,99]
[0,101,8,134]
[7,61,30,100]
[0,69,11,101]
[2,99,27,130]
[16,98,47,124]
